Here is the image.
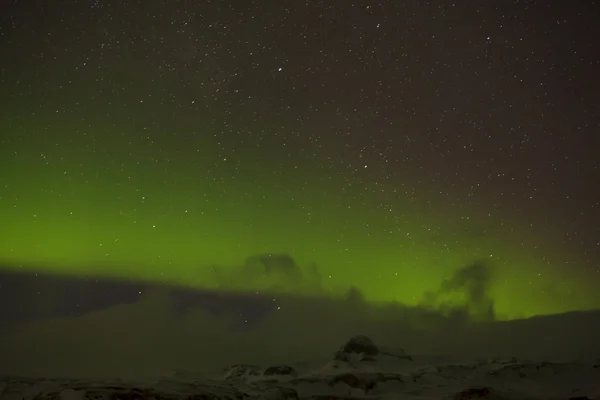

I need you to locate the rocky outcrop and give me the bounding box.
[223,364,262,380]
[263,365,297,377]
[1,337,596,400]
[333,335,413,364]
[327,371,405,395]
[451,386,491,399]
[340,335,379,357]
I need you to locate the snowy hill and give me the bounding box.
[2,335,599,400]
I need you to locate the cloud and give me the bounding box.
[1,270,600,379]
[0,256,598,379]
[421,260,495,321]
[206,253,324,294]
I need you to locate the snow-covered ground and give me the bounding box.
[1,335,599,400]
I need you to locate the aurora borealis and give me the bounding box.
[1,0,599,321]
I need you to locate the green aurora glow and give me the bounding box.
[1,1,598,322]
[1,116,597,320]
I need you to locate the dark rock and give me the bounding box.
[328,373,379,393]
[380,349,413,361]
[452,386,491,399]
[333,350,350,362]
[260,387,299,399]
[380,372,404,383]
[340,335,379,356]
[111,388,178,400]
[263,365,297,376]
[223,364,262,380]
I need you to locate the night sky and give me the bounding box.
[0,0,599,324]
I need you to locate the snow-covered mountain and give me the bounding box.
[1,335,599,400]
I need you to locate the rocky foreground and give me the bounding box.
[1,336,599,400]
